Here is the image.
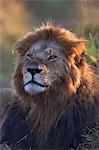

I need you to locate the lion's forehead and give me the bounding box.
[28,40,64,56]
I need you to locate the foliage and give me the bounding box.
[0,0,31,49]
[79,123,99,149]
[86,33,99,68]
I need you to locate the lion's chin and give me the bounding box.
[24,83,46,94]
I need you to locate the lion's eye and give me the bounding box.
[48,55,58,61]
[27,54,32,59]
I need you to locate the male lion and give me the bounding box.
[0,22,99,150]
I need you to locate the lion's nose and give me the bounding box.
[27,68,42,76]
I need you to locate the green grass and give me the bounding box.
[80,33,99,149]
[86,33,99,67]
[81,123,99,149]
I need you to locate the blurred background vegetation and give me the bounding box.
[0,0,99,87]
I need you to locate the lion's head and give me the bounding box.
[12,22,87,102]
[22,40,67,94]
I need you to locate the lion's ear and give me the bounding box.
[70,39,88,55]
[70,40,88,67]
[12,39,24,55]
[12,32,34,55]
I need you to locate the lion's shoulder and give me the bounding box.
[0,88,18,121]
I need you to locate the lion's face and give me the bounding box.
[22,41,66,94]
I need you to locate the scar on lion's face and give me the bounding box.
[22,41,66,94]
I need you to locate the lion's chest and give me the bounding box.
[0,103,86,149]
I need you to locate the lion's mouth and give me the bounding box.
[24,80,47,88]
